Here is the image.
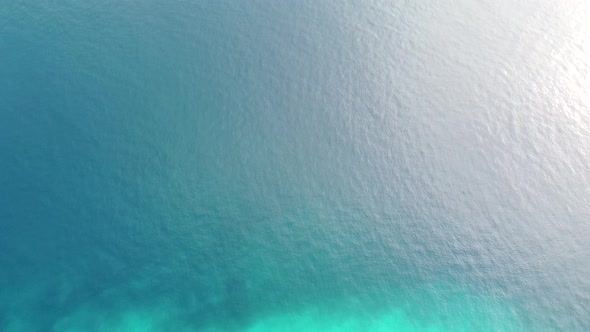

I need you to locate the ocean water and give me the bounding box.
[1,1,589,331]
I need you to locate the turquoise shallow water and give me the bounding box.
[1,1,589,331]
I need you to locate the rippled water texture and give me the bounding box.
[1,1,589,331]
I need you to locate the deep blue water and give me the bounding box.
[1,1,589,331]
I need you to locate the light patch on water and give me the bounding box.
[6,281,522,332]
